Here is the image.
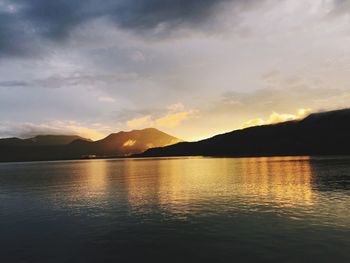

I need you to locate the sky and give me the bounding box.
[0,0,350,141]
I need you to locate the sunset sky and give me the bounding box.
[1,0,350,141]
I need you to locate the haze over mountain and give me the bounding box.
[0,128,182,162]
[138,108,350,158]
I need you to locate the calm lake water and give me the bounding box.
[0,156,349,262]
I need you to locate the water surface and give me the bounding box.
[0,156,349,262]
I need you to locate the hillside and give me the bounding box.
[138,108,350,157]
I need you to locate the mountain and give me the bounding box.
[138,108,350,157]
[25,135,92,146]
[0,128,182,162]
[68,128,182,157]
[0,137,24,146]
[0,135,90,147]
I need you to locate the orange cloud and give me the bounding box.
[52,121,107,140]
[127,115,152,128]
[155,111,194,128]
[127,104,197,129]
[242,108,312,129]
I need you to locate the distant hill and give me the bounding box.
[0,128,182,162]
[26,135,92,146]
[138,108,350,157]
[0,135,91,147]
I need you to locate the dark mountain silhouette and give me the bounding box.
[138,108,350,157]
[0,128,182,162]
[0,135,90,147]
[26,135,92,146]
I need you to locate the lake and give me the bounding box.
[0,156,349,262]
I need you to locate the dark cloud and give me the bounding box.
[328,0,350,16]
[0,0,243,57]
[0,72,139,89]
[0,80,30,87]
[112,0,230,30]
[19,0,233,33]
[0,12,35,57]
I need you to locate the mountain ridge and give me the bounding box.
[0,135,91,147]
[0,128,182,162]
[138,108,350,158]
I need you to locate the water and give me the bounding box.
[0,156,349,263]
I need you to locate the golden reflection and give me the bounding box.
[124,157,315,214]
[124,158,233,217]
[84,160,108,197]
[156,158,232,211]
[123,159,160,209]
[70,160,109,201]
[239,156,314,207]
[49,160,110,210]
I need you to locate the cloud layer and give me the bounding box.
[0,0,239,57]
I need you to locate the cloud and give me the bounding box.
[127,115,153,128]
[98,96,115,103]
[329,0,350,16]
[0,80,30,87]
[241,108,312,128]
[0,120,107,140]
[219,85,350,116]
[154,111,194,128]
[0,72,138,89]
[167,103,185,112]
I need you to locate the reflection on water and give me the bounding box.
[0,156,349,262]
[125,157,315,215]
[121,157,348,226]
[240,156,314,207]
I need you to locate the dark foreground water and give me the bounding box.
[0,156,349,263]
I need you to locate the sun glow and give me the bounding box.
[123,139,137,147]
